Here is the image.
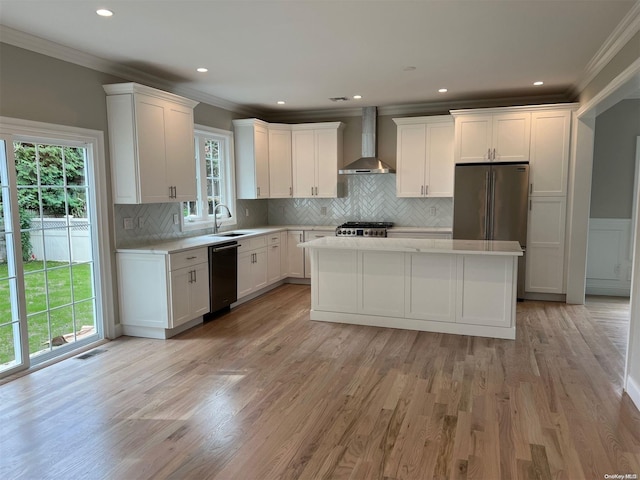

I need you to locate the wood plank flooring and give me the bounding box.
[1,285,639,479]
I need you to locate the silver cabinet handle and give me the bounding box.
[487,148,491,161]
[257,186,260,197]
[425,185,429,195]
[289,186,292,196]
[421,185,424,195]
[530,183,533,194]
[212,244,239,252]
[493,148,496,161]
[299,234,302,242]
[188,270,193,283]
[193,269,196,282]
[186,256,197,260]
[315,186,318,196]
[311,187,314,196]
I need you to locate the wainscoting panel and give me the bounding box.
[586,218,632,296]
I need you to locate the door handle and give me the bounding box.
[530,183,533,194]
[290,186,292,196]
[425,185,429,195]
[193,269,196,282]
[421,185,423,195]
[487,148,491,161]
[493,148,496,161]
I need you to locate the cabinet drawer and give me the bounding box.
[238,234,267,253]
[169,247,208,271]
[268,233,281,245]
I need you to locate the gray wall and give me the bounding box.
[590,99,640,218]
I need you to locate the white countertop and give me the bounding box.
[299,237,523,256]
[116,225,454,254]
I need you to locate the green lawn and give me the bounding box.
[0,261,95,365]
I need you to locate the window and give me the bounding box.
[183,126,236,231]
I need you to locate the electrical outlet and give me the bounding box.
[123,218,134,230]
[429,206,437,216]
[173,213,180,225]
[320,206,327,216]
[138,217,145,228]
[245,208,249,217]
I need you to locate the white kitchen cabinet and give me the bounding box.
[452,110,530,163]
[267,232,283,284]
[292,123,345,198]
[529,109,571,197]
[405,253,457,322]
[526,196,567,294]
[268,124,293,198]
[279,231,288,278]
[104,83,199,204]
[359,251,405,317]
[233,119,270,199]
[237,235,268,298]
[116,246,209,338]
[286,230,305,278]
[304,229,336,278]
[394,116,454,198]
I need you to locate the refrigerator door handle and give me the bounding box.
[489,171,496,238]
[484,171,491,239]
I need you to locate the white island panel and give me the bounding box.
[405,253,457,322]
[314,249,358,313]
[359,251,405,317]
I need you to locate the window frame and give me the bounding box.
[182,125,236,232]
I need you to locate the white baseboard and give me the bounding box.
[625,375,640,411]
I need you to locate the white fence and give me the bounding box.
[0,217,91,263]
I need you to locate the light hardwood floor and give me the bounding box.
[1,285,639,480]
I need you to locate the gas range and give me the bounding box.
[335,222,393,237]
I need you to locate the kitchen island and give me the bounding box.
[299,237,523,339]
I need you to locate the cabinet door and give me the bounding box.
[455,115,492,163]
[190,262,210,318]
[280,232,288,278]
[135,95,169,202]
[169,266,193,328]
[287,231,304,278]
[304,230,334,278]
[253,249,269,291]
[405,253,456,322]
[396,123,427,197]
[237,250,253,298]
[315,128,339,198]
[529,110,571,196]
[526,197,566,293]
[292,130,316,198]
[254,124,270,198]
[426,122,454,197]
[267,244,281,284]
[165,103,197,202]
[268,127,293,198]
[359,251,405,317]
[492,112,531,162]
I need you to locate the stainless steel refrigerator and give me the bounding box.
[453,162,529,299]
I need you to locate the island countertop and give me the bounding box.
[299,236,523,256]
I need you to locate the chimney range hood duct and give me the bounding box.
[339,106,395,174]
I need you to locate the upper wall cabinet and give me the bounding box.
[104,83,199,204]
[268,124,293,198]
[233,119,270,199]
[452,110,531,163]
[529,109,572,196]
[292,122,345,198]
[393,115,454,198]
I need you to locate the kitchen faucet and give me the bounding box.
[213,203,231,234]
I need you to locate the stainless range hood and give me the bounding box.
[339,106,395,174]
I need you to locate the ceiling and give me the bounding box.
[0,0,638,116]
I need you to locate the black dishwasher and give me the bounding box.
[208,241,239,313]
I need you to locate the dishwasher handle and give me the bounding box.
[211,243,240,253]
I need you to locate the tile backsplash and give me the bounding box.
[114,176,452,248]
[268,175,452,227]
[114,199,268,248]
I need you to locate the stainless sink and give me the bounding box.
[216,231,254,237]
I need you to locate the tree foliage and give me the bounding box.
[14,143,87,217]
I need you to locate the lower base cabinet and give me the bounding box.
[286,230,304,278]
[238,247,268,298]
[117,247,210,338]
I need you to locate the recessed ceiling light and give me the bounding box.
[438,88,448,93]
[534,81,544,86]
[353,95,362,100]
[196,67,208,73]
[277,101,286,105]
[96,9,113,17]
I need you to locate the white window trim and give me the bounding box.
[182,125,237,232]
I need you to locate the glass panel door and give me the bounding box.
[14,142,98,362]
[0,137,28,375]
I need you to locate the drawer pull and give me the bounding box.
[186,256,197,260]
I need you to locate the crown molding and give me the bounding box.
[0,25,260,117]
[576,1,640,94]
